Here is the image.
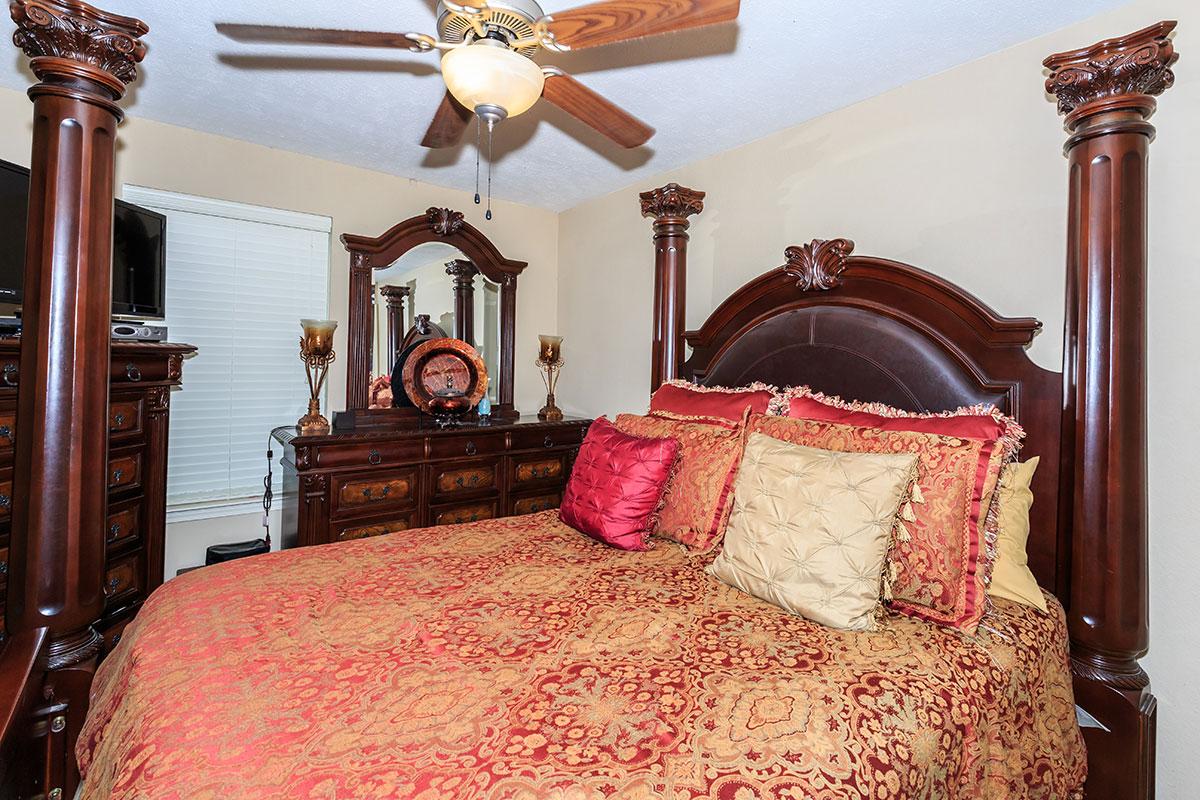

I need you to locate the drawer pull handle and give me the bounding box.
[0,424,11,442]
[2,364,16,386]
[125,363,141,382]
[111,469,124,484]
[465,441,477,456]
[544,435,554,448]
[367,449,382,466]
[111,633,122,648]
[113,412,126,427]
[108,522,122,541]
[0,494,9,509]
[103,577,120,597]
[362,485,391,500]
[0,560,7,574]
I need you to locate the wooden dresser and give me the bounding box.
[0,339,193,653]
[273,416,591,547]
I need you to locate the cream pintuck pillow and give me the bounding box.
[708,433,918,631]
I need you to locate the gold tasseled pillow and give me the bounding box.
[988,457,1048,613]
[708,433,918,631]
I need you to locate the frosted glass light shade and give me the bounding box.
[441,43,545,118]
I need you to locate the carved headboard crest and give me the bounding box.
[426,206,465,236]
[782,238,855,291]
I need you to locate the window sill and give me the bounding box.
[167,499,264,524]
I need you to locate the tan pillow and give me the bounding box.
[708,433,918,631]
[988,457,1048,613]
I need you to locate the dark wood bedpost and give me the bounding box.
[639,183,704,393]
[4,0,147,792]
[446,259,477,344]
[1044,21,1176,800]
[379,284,410,368]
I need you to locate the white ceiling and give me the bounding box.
[0,0,1126,211]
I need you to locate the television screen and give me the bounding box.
[0,158,166,319]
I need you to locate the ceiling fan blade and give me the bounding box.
[421,92,473,148]
[544,0,740,51]
[216,23,423,50]
[540,69,654,148]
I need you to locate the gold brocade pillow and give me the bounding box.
[988,457,1048,613]
[708,433,918,631]
[614,412,746,551]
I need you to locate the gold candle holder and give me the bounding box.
[298,318,338,435]
[536,334,564,422]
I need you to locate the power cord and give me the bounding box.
[262,427,293,548]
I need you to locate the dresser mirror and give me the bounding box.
[371,241,502,404]
[340,207,527,427]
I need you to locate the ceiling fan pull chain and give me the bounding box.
[474,115,482,206]
[485,117,494,221]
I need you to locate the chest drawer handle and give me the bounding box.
[108,522,122,541]
[103,577,120,597]
[465,441,477,456]
[543,435,554,448]
[111,469,124,484]
[125,363,141,382]
[0,560,7,574]
[367,449,382,466]
[2,364,16,386]
[0,494,9,509]
[111,633,122,648]
[0,425,11,442]
[362,485,390,500]
[113,412,126,427]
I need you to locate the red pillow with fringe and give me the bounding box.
[559,417,680,551]
[650,379,774,421]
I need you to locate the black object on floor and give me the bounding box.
[205,539,269,565]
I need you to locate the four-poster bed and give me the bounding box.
[638,21,1175,800]
[0,4,1176,799]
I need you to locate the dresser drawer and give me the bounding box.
[509,424,586,452]
[110,355,174,385]
[330,468,418,519]
[428,433,505,461]
[109,396,145,440]
[510,452,568,488]
[108,449,143,493]
[106,497,142,551]
[334,511,418,542]
[510,490,562,516]
[0,475,11,523]
[103,549,145,611]
[428,460,499,501]
[99,613,134,656]
[306,439,424,470]
[431,499,498,526]
[0,409,14,457]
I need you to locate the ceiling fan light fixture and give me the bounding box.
[440,40,545,119]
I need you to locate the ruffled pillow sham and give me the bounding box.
[649,379,775,421]
[614,410,747,551]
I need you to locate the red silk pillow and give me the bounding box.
[559,417,680,551]
[650,379,774,422]
[787,395,1015,448]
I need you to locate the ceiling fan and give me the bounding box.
[218,0,740,216]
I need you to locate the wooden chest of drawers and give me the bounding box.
[273,417,591,548]
[0,340,193,653]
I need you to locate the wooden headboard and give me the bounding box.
[678,240,1066,595]
[638,20,1178,800]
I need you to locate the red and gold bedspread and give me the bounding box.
[79,512,1085,799]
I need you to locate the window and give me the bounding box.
[122,186,331,520]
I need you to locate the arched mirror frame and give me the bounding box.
[342,207,527,423]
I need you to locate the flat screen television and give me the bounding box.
[0,158,166,320]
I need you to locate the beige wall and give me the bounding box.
[557,0,1197,794]
[0,85,559,576]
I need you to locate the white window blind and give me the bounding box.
[122,186,331,517]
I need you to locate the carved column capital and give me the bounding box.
[445,259,477,286]
[378,284,410,303]
[783,238,855,291]
[11,0,148,101]
[639,183,705,227]
[1044,20,1177,125]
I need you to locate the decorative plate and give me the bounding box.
[401,337,488,415]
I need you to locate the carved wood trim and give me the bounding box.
[782,238,854,291]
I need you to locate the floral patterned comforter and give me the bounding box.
[79,512,1085,799]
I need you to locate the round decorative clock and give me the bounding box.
[401,338,488,426]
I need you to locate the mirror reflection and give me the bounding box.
[371,242,501,405]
